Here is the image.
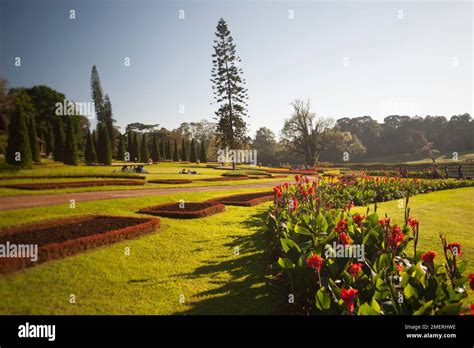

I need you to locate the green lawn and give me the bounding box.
[0,184,472,314]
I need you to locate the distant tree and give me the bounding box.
[181,138,188,161]
[281,99,333,165]
[102,94,115,149]
[92,130,98,155]
[28,113,41,162]
[200,139,208,163]
[126,130,135,161]
[97,124,112,165]
[253,127,277,165]
[53,118,66,162]
[84,129,97,163]
[117,133,125,161]
[165,139,172,160]
[64,116,78,165]
[91,65,105,125]
[5,93,33,168]
[151,134,160,162]
[173,139,179,161]
[159,138,165,161]
[411,131,441,163]
[125,123,159,133]
[190,138,197,163]
[46,124,55,156]
[133,132,140,162]
[211,18,249,169]
[140,133,149,162]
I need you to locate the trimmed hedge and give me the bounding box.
[138,201,225,219]
[0,174,146,180]
[198,175,249,182]
[2,180,145,190]
[209,191,274,207]
[0,215,160,274]
[148,179,192,184]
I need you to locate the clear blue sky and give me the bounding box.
[1,0,472,137]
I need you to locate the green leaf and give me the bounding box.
[315,287,331,310]
[280,238,301,254]
[315,213,328,233]
[294,225,312,236]
[413,300,433,315]
[277,257,295,270]
[358,303,380,315]
[403,283,418,299]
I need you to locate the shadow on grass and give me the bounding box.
[173,210,285,315]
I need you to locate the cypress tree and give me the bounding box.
[53,118,65,162]
[151,134,160,162]
[6,97,32,168]
[133,132,140,162]
[190,138,197,163]
[181,138,188,161]
[28,113,41,162]
[85,129,96,163]
[46,124,55,156]
[98,124,112,165]
[173,139,179,161]
[117,133,125,161]
[165,140,172,160]
[200,139,208,163]
[64,116,78,165]
[140,133,149,162]
[126,130,135,161]
[159,139,165,161]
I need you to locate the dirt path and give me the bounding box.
[0,181,285,211]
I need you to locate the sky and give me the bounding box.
[0,0,472,138]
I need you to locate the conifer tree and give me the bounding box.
[85,129,96,163]
[140,133,149,163]
[6,94,32,168]
[165,139,172,160]
[97,124,112,164]
[133,132,140,162]
[151,134,160,162]
[126,130,135,161]
[181,138,188,161]
[28,113,40,162]
[53,118,65,162]
[64,116,78,165]
[117,133,125,161]
[173,139,179,161]
[200,139,208,163]
[46,124,55,156]
[190,138,197,163]
[159,139,165,161]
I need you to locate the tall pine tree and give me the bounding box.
[190,138,197,163]
[159,139,165,161]
[133,132,140,162]
[126,130,135,161]
[151,134,160,162]
[46,124,55,156]
[165,139,172,160]
[211,18,249,168]
[97,124,112,165]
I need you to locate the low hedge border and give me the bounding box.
[209,191,274,207]
[0,215,160,274]
[198,175,249,182]
[148,179,192,184]
[138,201,225,219]
[0,174,146,180]
[1,180,145,190]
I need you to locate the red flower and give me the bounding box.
[388,225,405,248]
[283,182,289,189]
[307,253,323,272]
[308,186,315,195]
[273,186,282,198]
[348,263,363,278]
[353,214,365,226]
[346,201,354,210]
[446,243,462,257]
[300,189,308,198]
[469,273,474,291]
[421,251,437,264]
[304,176,310,184]
[295,175,301,183]
[470,304,474,315]
[341,288,358,313]
[396,264,404,273]
[338,232,352,245]
[335,219,348,233]
[378,217,391,227]
[407,217,419,228]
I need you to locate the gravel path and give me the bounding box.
[0,181,285,211]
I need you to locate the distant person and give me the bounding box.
[121,165,128,173]
[458,165,464,179]
[444,165,449,179]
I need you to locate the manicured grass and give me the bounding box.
[0,189,283,314]
[354,187,474,303]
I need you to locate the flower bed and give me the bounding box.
[138,201,225,219]
[0,215,160,274]
[266,177,471,315]
[148,179,192,184]
[2,180,145,190]
[209,191,274,206]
